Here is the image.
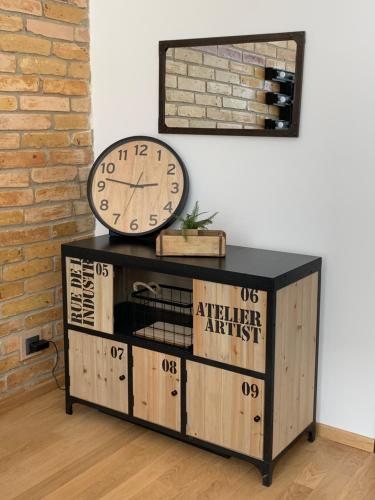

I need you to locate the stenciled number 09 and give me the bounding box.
[88,136,189,236]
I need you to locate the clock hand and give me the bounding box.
[106,178,135,187]
[123,172,143,216]
[137,183,159,188]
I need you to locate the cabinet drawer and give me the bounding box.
[133,347,180,431]
[66,257,113,334]
[193,280,267,372]
[68,330,128,413]
[186,361,264,459]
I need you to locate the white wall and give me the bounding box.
[91,0,375,438]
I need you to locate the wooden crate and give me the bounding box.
[186,361,264,459]
[68,330,128,413]
[66,257,113,334]
[156,229,226,257]
[133,347,181,431]
[193,280,267,372]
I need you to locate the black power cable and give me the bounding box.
[48,340,65,391]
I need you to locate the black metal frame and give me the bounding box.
[159,31,305,138]
[87,135,190,238]
[62,240,321,487]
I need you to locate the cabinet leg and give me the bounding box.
[308,424,316,442]
[260,464,273,487]
[66,398,73,415]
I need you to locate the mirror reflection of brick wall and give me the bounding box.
[165,41,296,129]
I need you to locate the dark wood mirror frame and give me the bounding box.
[159,31,305,137]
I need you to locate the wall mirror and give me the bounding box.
[159,32,305,137]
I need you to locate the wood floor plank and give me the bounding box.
[0,389,373,500]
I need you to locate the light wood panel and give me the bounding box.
[0,389,374,499]
[193,280,267,372]
[317,424,374,453]
[66,257,113,334]
[68,330,128,414]
[186,361,264,459]
[133,347,181,431]
[156,230,226,257]
[272,272,319,458]
[91,139,185,235]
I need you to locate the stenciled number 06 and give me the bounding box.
[88,136,189,236]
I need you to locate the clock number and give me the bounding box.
[241,288,259,303]
[100,199,109,211]
[113,213,120,225]
[163,201,173,214]
[242,382,259,398]
[171,182,179,194]
[97,180,106,192]
[149,214,158,226]
[101,162,115,174]
[130,218,139,231]
[134,144,148,156]
[118,150,127,160]
[157,150,162,161]
[167,163,176,175]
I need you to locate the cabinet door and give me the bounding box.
[66,257,113,334]
[133,347,180,431]
[186,361,264,459]
[193,280,267,372]
[68,330,128,413]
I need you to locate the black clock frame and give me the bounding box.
[87,136,189,238]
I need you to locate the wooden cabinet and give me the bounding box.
[193,280,267,372]
[63,236,321,486]
[68,330,128,413]
[186,361,264,459]
[66,257,113,334]
[133,347,181,431]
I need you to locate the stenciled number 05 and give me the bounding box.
[88,136,189,236]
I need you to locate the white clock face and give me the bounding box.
[89,138,188,236]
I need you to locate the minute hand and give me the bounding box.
[137,183,159,188]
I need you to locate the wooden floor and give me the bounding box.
[0,389,374,500]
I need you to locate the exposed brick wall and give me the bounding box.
[0,0,93,399]
[165,41,296,129]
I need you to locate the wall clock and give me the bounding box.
[88,136,189,237]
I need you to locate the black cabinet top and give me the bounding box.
[62,235,321,290]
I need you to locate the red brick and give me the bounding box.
[20,96,69,112]
[0,171,29,188]
[52,41,88,61]
[55,113,88,130]
[0,96,17,111]
[0,151,45,169]
[0,226,50,247]
[22,132,70,148]
[68,61,89,78]
[44,1,87,24]
[35,183,80,203]
[0,75,38,92]
[49,148,91,165]
[0,282,23,301]
[0,53,16,72]
[0,354,20,372]
[3,258,52,281]
[26,18,74,41]
[0,34,50,55]
[0,13,23,32]
[43,78,88,95]
[71,97,89,111]
[7,359,54,388]
[72,131,91,146]
[0,209,24,226]
[24,240,61,260]
[25,305,62,328]
[0,133,19,149]
[0,248,22,265]
[0,189,33,207]
[25,202,72,223]
[25,271,61,293]
[20,56,66,76]
[1,291,53,318]
[52,216,93,237]
[0,0,42,16]
[0,336,20,355]
[32,166,77,183]
[74,26,89,43]
[0,318,23,337]
[0,114,51,130]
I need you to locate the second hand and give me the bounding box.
[123,171,144,217]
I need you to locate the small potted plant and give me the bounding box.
[156,202,226,257]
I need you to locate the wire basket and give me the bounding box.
[131,282,193,348]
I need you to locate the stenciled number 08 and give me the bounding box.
[88,136,189,236]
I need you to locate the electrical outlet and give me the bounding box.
[25,335,40,356]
